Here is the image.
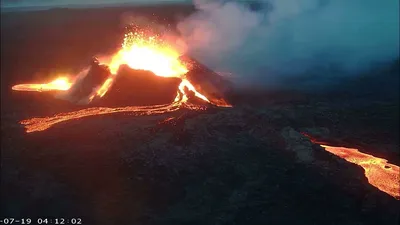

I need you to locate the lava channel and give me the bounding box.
[306,136,400,199]
[20,90,207,133]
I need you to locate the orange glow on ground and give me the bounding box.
[305,135,400,199]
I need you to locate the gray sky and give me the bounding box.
[1,0,190,8]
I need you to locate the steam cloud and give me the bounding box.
[55,68,97,105]
[177,0,399,88]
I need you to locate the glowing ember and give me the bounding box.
[306,136,400,199]
[12,77,72,92]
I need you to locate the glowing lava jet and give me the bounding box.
[12,28,231,133]
[305,135,400,200]
[12,77,72,92]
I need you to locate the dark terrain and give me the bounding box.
[1,4,399,225]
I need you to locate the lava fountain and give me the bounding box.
[106,30,188,77]
[305,135,400,200]
[12,28,231,133]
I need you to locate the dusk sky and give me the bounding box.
[1,0,190,8]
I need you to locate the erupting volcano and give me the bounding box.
[12,28,231,133]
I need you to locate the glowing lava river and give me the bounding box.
[20,91,205,133]
[305,135,400,200]
[12,29,231,133]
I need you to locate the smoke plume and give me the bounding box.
[177,0,399,88]
[55,68,97,104]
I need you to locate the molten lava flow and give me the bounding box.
[88,76,116,102]
[305,135,400,199]
[322,145,400,199]
[12,77,72,92]
[179,79,209,103]
[20,91,206,133]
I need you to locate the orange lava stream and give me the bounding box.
[12,77,72,92]
[20,90,206,133]
[21,104,179,133]
[179,79,209,103]
[305,135,400,199]
[88,76,116,102]
[320,145,400,199]
[97,30,211,104]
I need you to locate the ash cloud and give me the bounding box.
[177,0,399,89]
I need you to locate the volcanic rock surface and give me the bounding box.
[2,92,399,225]
[95,65,181,107]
